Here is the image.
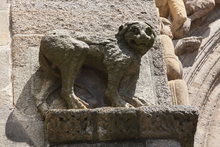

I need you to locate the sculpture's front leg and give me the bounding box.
[105,68,133,108]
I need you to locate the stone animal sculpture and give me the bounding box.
[37,22,156,115]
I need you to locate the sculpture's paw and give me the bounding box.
[123,96,153,107]
[68,97,89,109]
[77,98,90,108]
[131,97,153,107]
[113,98,134,108]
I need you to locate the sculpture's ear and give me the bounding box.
[116,24,126,39]
[118,25,124,33]
[145,22,156,37]
[116,23,129,39]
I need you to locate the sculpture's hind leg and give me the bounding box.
[36,76,57,115]
[35,69,59,118]
[36,53,61,118]
[60,56,89,109]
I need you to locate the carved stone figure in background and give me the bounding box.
[175,36,203,56]
[168,79,189,105]
[156,0,188,39]
[183,0,215,21]
[156,0,216,39]
[160,35,183,80]
[37,22,155,115]
[159,34,189,105]
[159,17,173,39]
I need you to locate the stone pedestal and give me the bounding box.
[46,106,198,147]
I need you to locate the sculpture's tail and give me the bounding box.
[34,70,59,118]
[39,52,60,77]
[36,51,60,118]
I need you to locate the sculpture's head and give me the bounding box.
[116,21,156,55]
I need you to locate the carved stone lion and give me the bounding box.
[37,22,155,115]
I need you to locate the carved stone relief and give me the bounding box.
[5,0,199,146]
[159,34,190,105]
[36,22,156,117]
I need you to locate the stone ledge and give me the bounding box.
[45,106,198,147]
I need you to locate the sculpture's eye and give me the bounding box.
[145,28,152,36]
[131,27,140,35]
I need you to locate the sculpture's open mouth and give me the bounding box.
[130,39,147,46]
[130,40,137,45]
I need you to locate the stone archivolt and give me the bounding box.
[156,0,218,106]
[156,1,220,146]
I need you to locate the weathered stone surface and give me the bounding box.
[9,0,171,146]
[0,47,11,90]
[0,4,10,46]
[156,0,188,39]
[183,0,215,21]
[46,109,94,142]
[168,0,187,38]
[0,1,17,147]
[49,139,180,147]
[11,35,41,102]
[155,0,169,18]
[0,46,13,144]
[11,0,158,36]
[3,0,220,146]
[96,108,138,141]
[11,0,170,110]
[145,139,181,147]
[168,80,189,105]
[154,76,172,105]
[45,106,198,147]
[139,106,198,147]
[175,36,203,56]
[160,35,183,80]
[6,110,45,147]
[37,22,156,115]
[178,6,220,147]
[160,17,173,38]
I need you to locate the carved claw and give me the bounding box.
[130,97,152,107]
[122,96,153,107]
[78,97,90,108]
[112,96,134,108]
[124,102,134,108]
[67,96,89,109]
[105,91,134,108]
[38,103,49,119]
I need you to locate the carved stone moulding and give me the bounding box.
[45,106,198,147]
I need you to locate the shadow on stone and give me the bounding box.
[5,71,45,146]
[5,112,34,146]
[5,62,139,146]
